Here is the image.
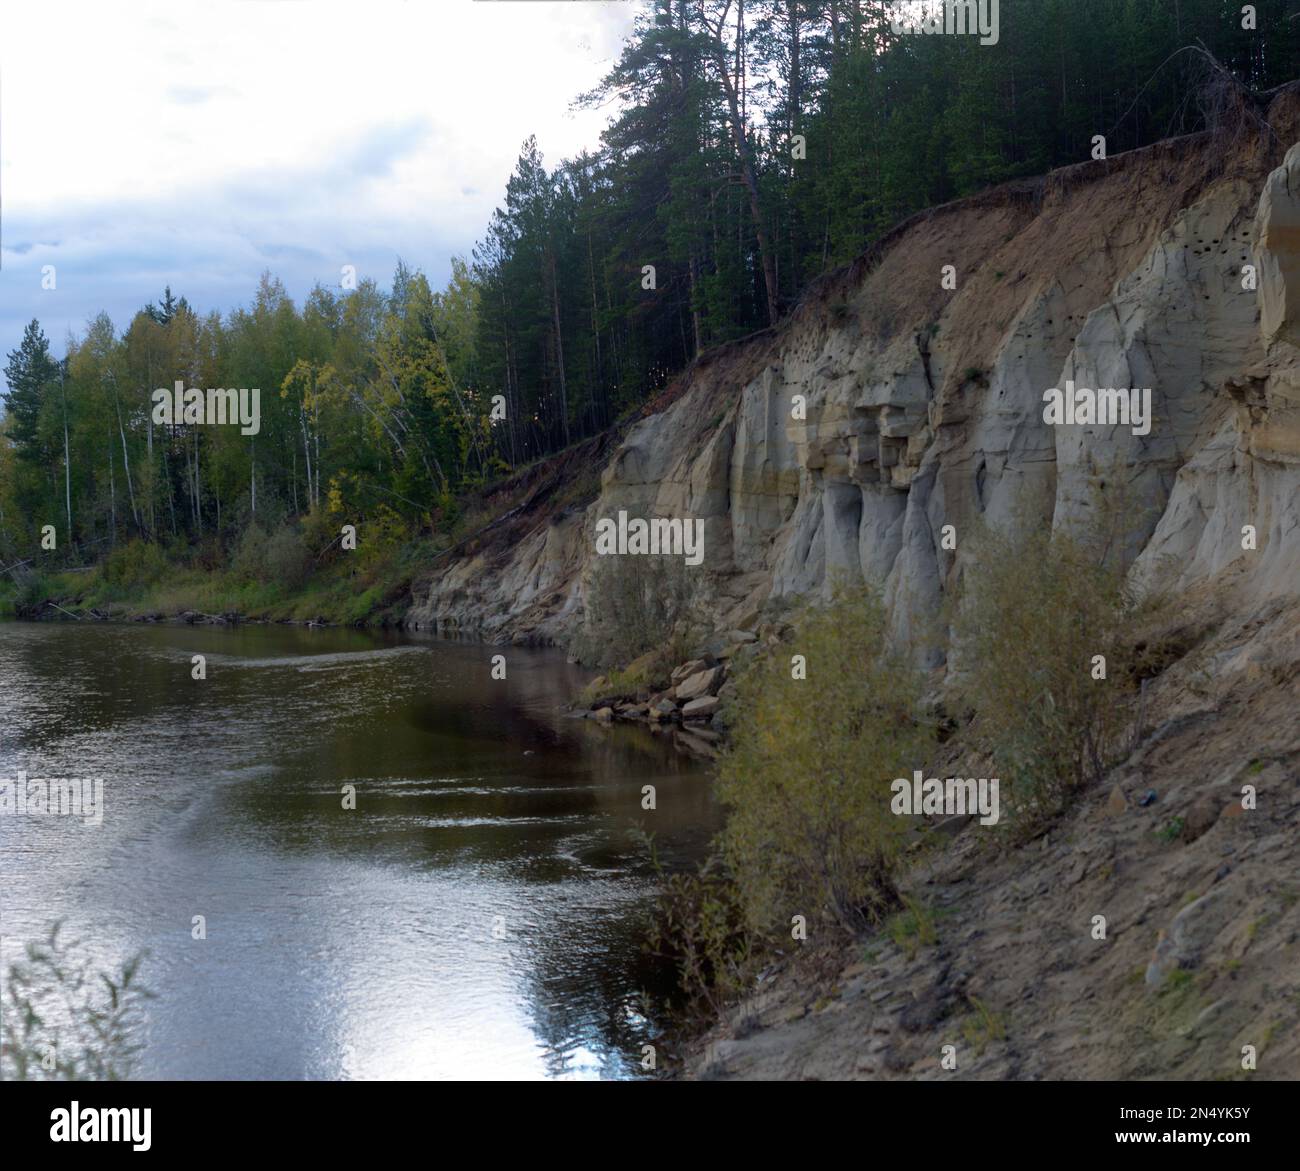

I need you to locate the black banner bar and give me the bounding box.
[1,1078,1291,1157]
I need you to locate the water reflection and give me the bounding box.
[0,622,717,1079]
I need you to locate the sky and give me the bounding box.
[0,0,641,387]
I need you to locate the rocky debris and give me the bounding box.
[682,695,720,720]
[588,691,637,711]
[675,666,722,702]
[899,963,959,1034]
[581,640,744,742]
[1179,794,1224,843]
[671,659,708,685]
[704,630,759,659]
[1145,889,1231,989]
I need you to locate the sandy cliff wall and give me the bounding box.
[408,93,1300,659]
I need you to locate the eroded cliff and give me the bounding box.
[405,89,1300,1082]
[408,91,1300,663]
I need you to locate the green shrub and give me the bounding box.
[1,922,152,1080]
[887,896,938,959]
[231,523,270,584]
[101,540,169,590]
[14,570,51,611]
[572,552,708,671]
[717,587,934,937]
[949,514,1137,836]
[643,853,755,1025]
[577,654,664,706]
[298,503,341,559]
[354,504,410,573]
[961,996,1007,1054]
[263,524,310,590]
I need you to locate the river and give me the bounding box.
[0,621,716,1080]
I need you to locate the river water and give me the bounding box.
[0,621,716,1080]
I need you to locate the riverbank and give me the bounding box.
[0,537,427,626]
[566,624,793,759]
[0,427,617,630]
[664,580,1300,1080]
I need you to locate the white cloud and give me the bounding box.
[0,0,640,374]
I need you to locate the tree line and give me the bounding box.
[4,0,1296,566]
[1,269,486,564]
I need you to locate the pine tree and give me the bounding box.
[3,319,58,459]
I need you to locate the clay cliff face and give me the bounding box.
[407,94,1300,658]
